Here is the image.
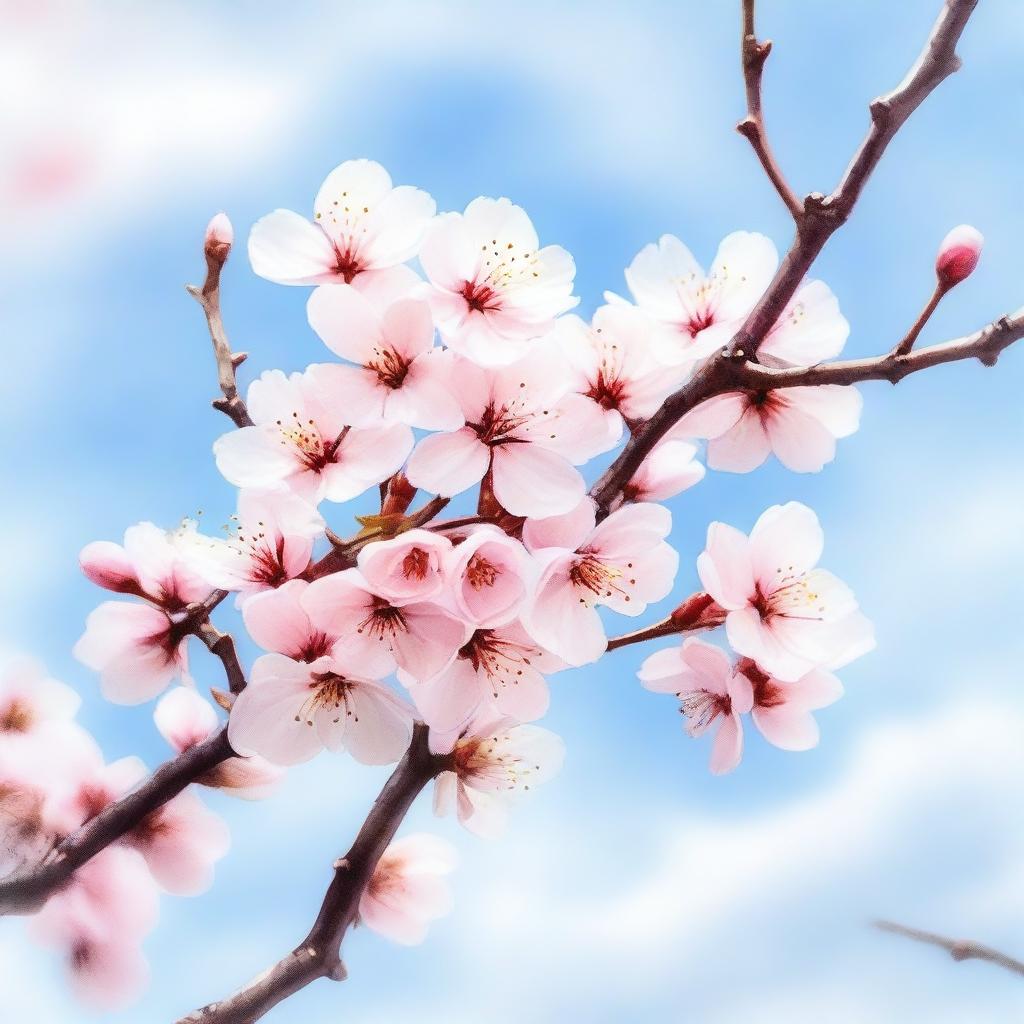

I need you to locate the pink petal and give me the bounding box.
[708,714,743,775]
[248,209,337,285]
[491,443,585,518]
[752,706,820,751]
[406,428,490,498]
[696,522,755,611]
[706,404,773,473]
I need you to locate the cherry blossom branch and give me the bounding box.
[591,0,981,515]
[0,589,248,914]
[186,216,253,429]
[736,0,801,219]
[875,919,1024,978]
[178,723,446,1024]
[0,728,234,915]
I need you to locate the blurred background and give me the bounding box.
[2,0,1023,1020]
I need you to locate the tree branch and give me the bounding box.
[177,723,446,1024]
[0,728,234,915]
[591,0,981,515]
[186,220,253,429]
[875,919,1024,978]
[736,0,802,219]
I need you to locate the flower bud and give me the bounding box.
[79,541,140,595]
[935,224,982,289]
[204,212,233,264]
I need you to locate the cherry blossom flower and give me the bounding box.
[73,601,190,704]
[756,278,850,368]
[227,652,415,767]
[936,224,983,288]
[522,499,678,666]
[80,521,213,610]
[307,285,463,430]
[48,747,230,894]
[697,501,874,682]
[42,753,142,839]
[154,688,283,800]
[622,231,778,367]
[677,385,863,474]
[623,438,705,503]
[638,638,753,775]
[431,717,565,838]
[301,569,469,681]
[405,622,562,740]
[128,787,231,896]
[356,529,452,604]
[248,159,435,288]
[30,846,158,1010]
[241,579,339,663]
[0,657,79,736]
[213,368,413,504]
[419,196,578,366]
[738,658,844,751]
[443,526,530,628]
[359,833,457,945]
[554,304,685,437]
[405,353,612,519]
[178,489,324,595]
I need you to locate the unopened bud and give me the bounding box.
[935,224,982,290]
[380,473,417,517]
[669,592,727,630]
[204,212,234,264]
[79,541,141,595]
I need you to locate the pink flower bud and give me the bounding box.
[204,212,233,262]
[79,541,140,594]
[935,224,983,289]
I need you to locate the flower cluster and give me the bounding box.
[10,159,883,1005]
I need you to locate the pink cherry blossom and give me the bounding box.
[42,753,140,839]
[697,501,875,682]
[179,488,324,594]
[227,652,415,767]
[622,231,778,367]
[624,438,705,502]
[638,638,753,775]
[359,833,457,945]
[432,717,564,838]
[677,384,863,474]
[213,368,413,504]
[523,499,678,666]
[0,657,79,736]
[756,279,850,368]
[738,658,844,751]
[73,601,190,704]
[30,845,158,1010]
[936,224,983,289]
[52,750,230,894]
[301,569,469,681]
[443,526,530,627]
[554,303,685,436]
[420,196,578,366]
[248,159,435,288]
[154,688,283,800]
[307,285,463,430]
[128,787,230,896]
[241,578,339,663]
[80,520,213,610]
[405,353,612,518]
[356,529,452,604]
[405,622,562,739]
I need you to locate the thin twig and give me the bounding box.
[177,724,447,1024]
[186,225,253,428]
[892,282,947,357]
[736,0,802,219]
[874,920,1024,978]
[591,0,982,516]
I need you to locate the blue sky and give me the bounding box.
[2,0,1024,1020]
